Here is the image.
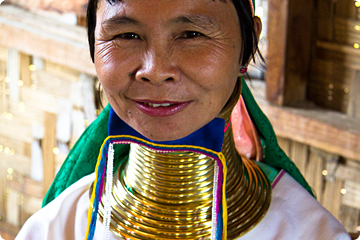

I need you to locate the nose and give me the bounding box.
[135,49,180,85]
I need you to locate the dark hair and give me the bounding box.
[86,0,260,66]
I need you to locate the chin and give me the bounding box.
[142,130,188,142]
[138,126,195,142]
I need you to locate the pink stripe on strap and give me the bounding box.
[249,1,255,16]
[224,119,231,133]
[271,169,286,189]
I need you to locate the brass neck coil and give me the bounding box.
[98,121,271,239]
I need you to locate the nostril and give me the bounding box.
[135,67,179,84]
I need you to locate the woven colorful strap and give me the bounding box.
[250,0,255,16]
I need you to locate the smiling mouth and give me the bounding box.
[143,102,174,107]
[134,100,191,117]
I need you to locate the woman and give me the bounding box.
[16,0,350,239]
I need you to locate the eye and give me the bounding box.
[180,31,205,39]
[116,33,140,40]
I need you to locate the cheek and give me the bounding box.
[176,47,239,104]
[94,43,134,93]
[176,41,240,82]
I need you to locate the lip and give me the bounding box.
[134,100,191,117]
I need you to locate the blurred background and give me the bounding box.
[0,0,359,239]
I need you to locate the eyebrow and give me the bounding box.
[169,14,218,29]
[101,16,141,28]
[101,14,218,30]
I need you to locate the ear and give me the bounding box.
[253,16,262,44]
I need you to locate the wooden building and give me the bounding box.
[0,0,359,239]
[267,0,360,236]
[0,1,96,238]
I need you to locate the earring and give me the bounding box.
[240,66,248,74]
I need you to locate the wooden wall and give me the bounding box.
[5,0,88,16]
[266,0,360,233]
[308,0,360,117]
[0,47,91,229]
[277,137,360,233]
[267,0,360,120]
[266,0,314,106]
[0,5,98,238]
[251,80,360,235]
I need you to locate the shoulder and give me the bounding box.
[16,173,95,240]
[238,171,351,240]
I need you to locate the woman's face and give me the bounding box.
[95,0,243,141]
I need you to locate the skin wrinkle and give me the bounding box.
[99,1,231,38]
[169,15,218,31]
[96,42,117,65]
[97,1,244,58]
[87,0,260,67]
[106,0,230,5]
[101,14,219,33]
[102,16,141,30]
[94,0,261,141]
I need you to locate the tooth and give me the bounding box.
[152,104,161,107]
[161,103,171,107]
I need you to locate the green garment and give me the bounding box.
[42,79,314,207]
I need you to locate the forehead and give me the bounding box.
[96,0,238,26]
[98,0,231,8]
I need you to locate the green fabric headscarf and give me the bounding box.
[42,79,314,207]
